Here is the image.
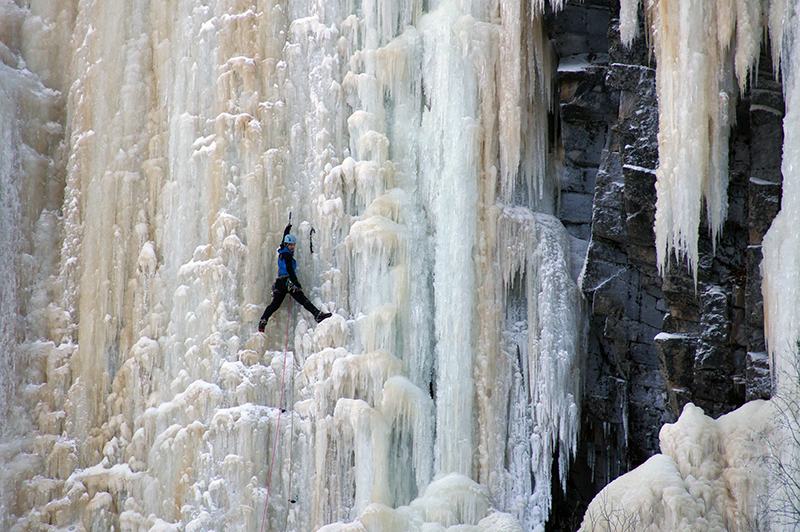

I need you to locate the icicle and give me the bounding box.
[497,4,555,207]
[619,0,641,45]
[630,0,767,278]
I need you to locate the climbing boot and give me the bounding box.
[258,319,267,332]
[315,312,332,323]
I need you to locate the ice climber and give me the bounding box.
[258,223,332,332]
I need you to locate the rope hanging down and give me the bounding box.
[260,299,292,532]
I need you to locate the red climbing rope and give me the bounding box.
[260,299,292,532]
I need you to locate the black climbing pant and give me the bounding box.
[260,276,320,322]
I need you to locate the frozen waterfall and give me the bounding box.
[0,1,584,531]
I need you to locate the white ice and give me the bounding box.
[0,0,584,531]
[619,0,760,279]
[579,401,776,532]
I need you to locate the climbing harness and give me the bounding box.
[260,299,293,532]
[286,279,299,294]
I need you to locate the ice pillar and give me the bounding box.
[419,1,481,478]
[763,0,800,394]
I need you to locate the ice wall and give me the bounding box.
[0,0,586,531]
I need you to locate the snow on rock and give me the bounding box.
[579,401,775,532]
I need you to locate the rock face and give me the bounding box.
[546,1,781,529]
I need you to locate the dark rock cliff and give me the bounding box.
[544,1,781,529]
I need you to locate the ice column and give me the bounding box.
[57,0,162,447]
[419,0,481,477]
[0,0,68,452]
[762,3,800,526]
[763,0,800,395]
[0,3,74,530]
[495,207,584,531]
[0,47,22,442]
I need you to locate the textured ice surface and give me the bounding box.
[579,401,776,532]
[0,0,583,531]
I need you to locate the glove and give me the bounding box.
[286,279,301,293]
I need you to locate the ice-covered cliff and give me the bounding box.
[0,0,585,531]
[576,1,800,530]
[4,0,800,530]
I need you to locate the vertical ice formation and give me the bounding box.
[763,0,800,395]
[762,1,800,527]
[0,19,23,443]
[418,0,481,479]
[619,0,761,278]
[493,207,584,530]
[0,2,67,529]
[0,0,586,531]
[496,0,556,206]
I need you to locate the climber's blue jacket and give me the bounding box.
[278,248,300,288]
